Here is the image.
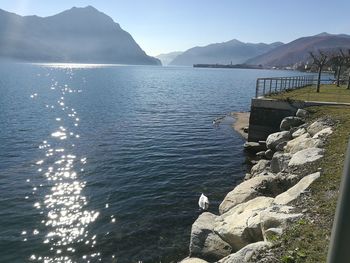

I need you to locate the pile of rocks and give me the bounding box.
[180,109,334,263]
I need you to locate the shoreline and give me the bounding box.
[181,107,337,263]
[231,112,250,139]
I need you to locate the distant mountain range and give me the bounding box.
[169,40,283,66]
[0,6,161,65]
[246,33,350,67]
[156,51,183,65]
[0,6,349,68]
[168,33,350,68]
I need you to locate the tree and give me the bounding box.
[329,49,346,87]
[309,50,330,93]
[341,49,350,89]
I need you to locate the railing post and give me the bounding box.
[255,79,259,98]
[275,79,278,93]
[269,79,272,95]
[280,78,283,92]
[263,79,266,95]
[289,77,291,89]
[292,77,295,89]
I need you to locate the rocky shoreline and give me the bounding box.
[180,109,334,263]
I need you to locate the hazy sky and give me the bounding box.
[1,0,350,56]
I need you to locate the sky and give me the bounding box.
[1,0,350,56]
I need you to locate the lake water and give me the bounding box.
[0,63,311,263]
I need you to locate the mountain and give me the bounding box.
[169,40,283,66]
[156,51,183,65]
[0,6,161,65]
[246,33,350,67]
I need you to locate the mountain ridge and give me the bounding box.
[0,6,161,65]
[169,39,283,66]
[246,33,350,67]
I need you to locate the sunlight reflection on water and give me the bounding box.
[28,68,100,262]
[33,63,127,69]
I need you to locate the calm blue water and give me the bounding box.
[0,63,310,263]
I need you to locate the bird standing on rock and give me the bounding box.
[198,193,209,210]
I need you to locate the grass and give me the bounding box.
[268,84,350,103]
[260,84,350,262]
[274,106,350,262]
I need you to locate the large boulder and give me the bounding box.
[180,258,209,263]
[215,197,274,250]
[219,175,296,214]
[216,198,302,253]
[190,212,232,261]
[270,152,292,173]
[250,160,271,176]
[219,177,270,214]
[307,120,330,136]
[249,171,275,179]
[296,109,309,118]
[266,131,291,151]
[260,205,302,238]
[274,172,321,205]
[284,133,323,154]
[280,117,304,131]
[288,148,324,169]
[312,127,333,140]
[243,142,266,153]
[217,241,272,263]
[292,127,307,138]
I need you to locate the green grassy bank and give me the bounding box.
[269,84,350,104]
[265,85,350,262]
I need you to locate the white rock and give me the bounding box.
[296,109,309,118]
[307,120,330,136]
[190,212,232,260]
[266,131,291,150]
[219,174,296,214]
[215,197,274,251]
[250,160,270,176]
[180,258,209,263]
[219,176,274,214]
[312,127,333,140]
[292,127,307,138]
[288,148,324,168]
[216,200,302,253]
[274,172,321,205]
[280,117,304,131]
[271,152,292,173]
[260,205,303,234]
[250,171,275,179]
[284,133,323,154]
[217,241,272,263]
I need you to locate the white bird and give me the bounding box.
[198,193,209,210]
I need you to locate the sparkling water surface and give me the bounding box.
[0,63,310,262]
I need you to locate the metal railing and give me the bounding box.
[327,140,350,263]
[255,76,314,98]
